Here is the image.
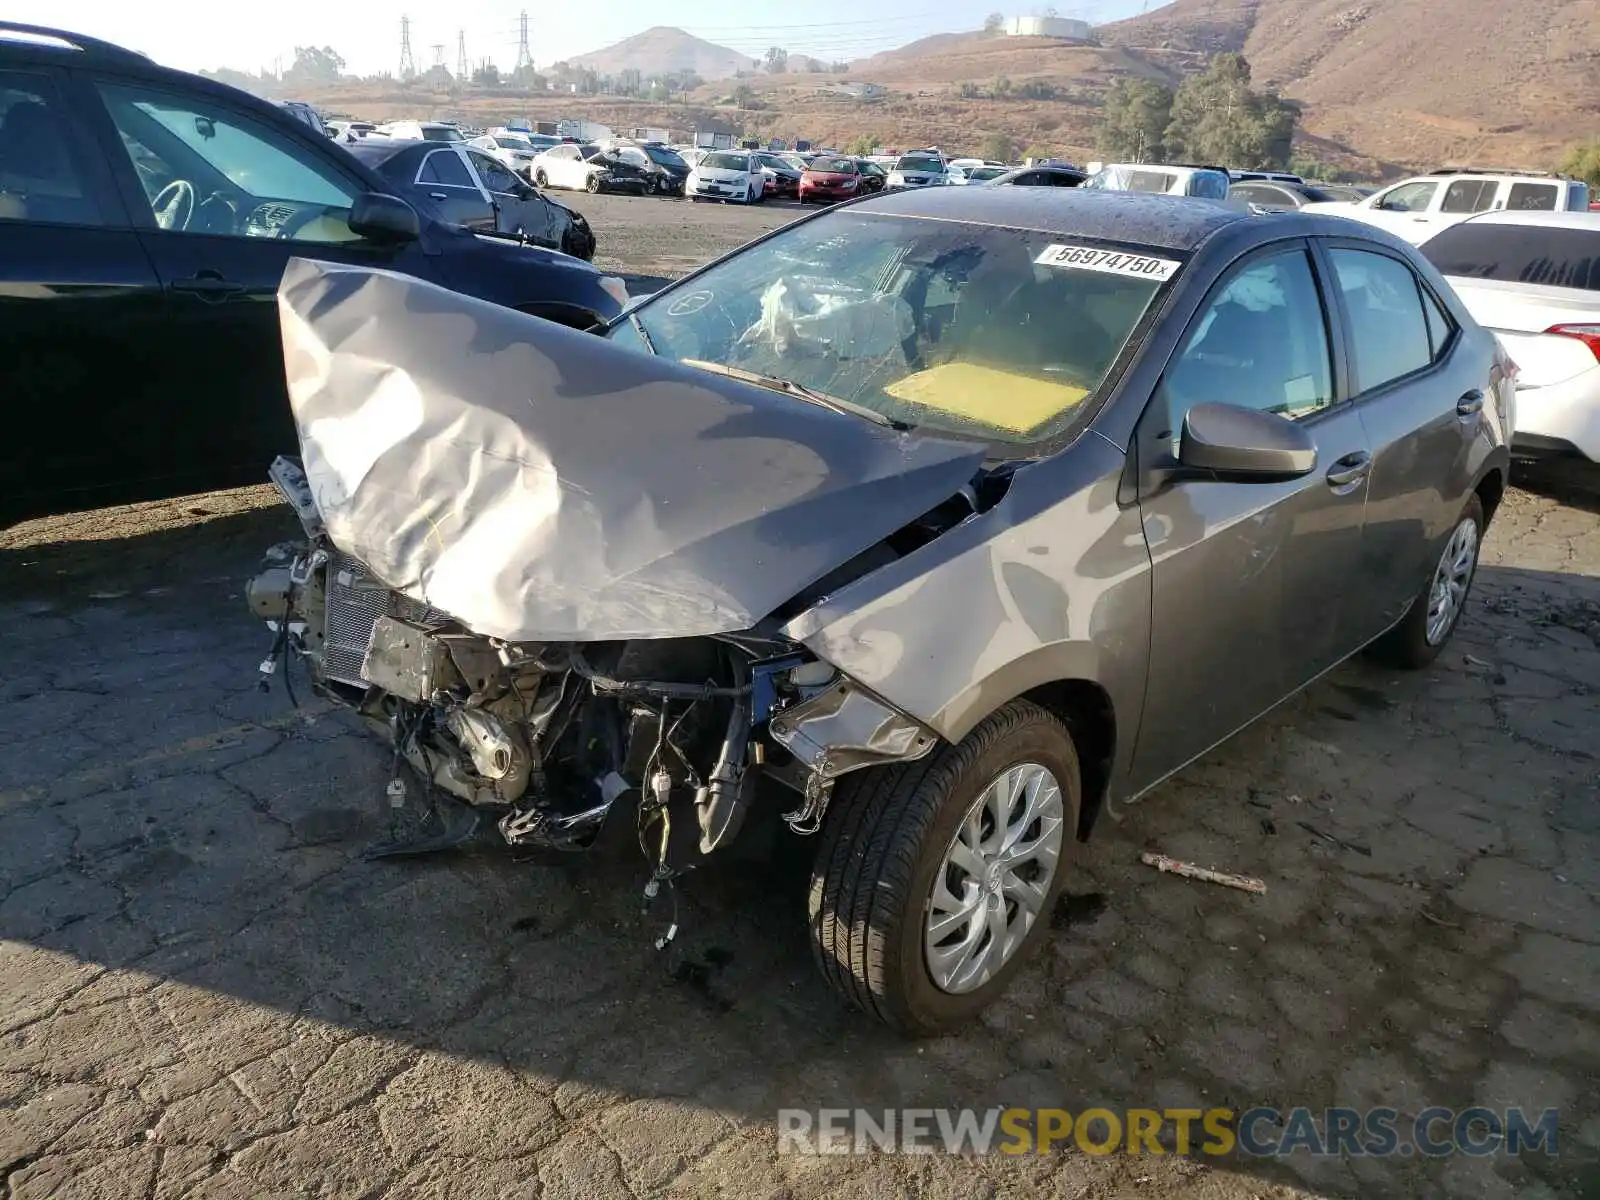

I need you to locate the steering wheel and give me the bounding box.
[152,179,196,231]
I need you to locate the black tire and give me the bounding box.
[1367,493,1485,669]
[585,174,602,194]
[808,699,1081,1036]
[534,170,548,188]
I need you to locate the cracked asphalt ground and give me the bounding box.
[4,202,1600,1199]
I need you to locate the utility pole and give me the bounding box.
[398,15,416,81]
[456,30,468,80]
[514,10,533,74]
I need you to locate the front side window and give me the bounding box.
[1421,222,1600,291]
[417,149,474,188]
[612,211,1176,445]
[1329,248,1434,392]
[0,72,104,226]
[468,151,521,194]
[1376,181,1438,212]
[96,81,360,243]
[1156,249,1335,448]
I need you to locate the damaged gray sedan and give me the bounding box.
[249,188,1511,1034]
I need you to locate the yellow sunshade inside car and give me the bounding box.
[883,362,1090,435]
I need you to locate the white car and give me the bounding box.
[886,153,946,189]
[376,120,464,143]
[1303,170,1591,246]
[469,131,547,179]
[686,151,763,204]
[1421,210,1600,461]
[1082,163,1231,200]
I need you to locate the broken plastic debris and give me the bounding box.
[1140,851,1266,895]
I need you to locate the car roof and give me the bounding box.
[1455,209,1600,230]
[849,187,1250,251]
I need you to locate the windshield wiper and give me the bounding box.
[681,360,910,430]
[628,311,657,355]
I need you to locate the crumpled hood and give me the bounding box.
[276,257,986,642]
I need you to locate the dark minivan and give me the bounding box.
[0,22,628,524]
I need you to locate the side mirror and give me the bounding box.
[1178,402,1317,480]
[348,192,422,243]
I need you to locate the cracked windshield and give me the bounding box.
[614,212,1170,443]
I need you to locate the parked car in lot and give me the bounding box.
[1310,183,1375,203]
[347,138,596,260]
[798,154,870,204]
[467,130,547,179]
[376,120,464,143]
[686,151,764,204]
[250,186,1509,1036]
[603,141,690,195]
[854,158,889,194]
[276,100,329,137]
[0,22,628,523]
[1421,210,1600,462]
[1227,180,1349,212]
[986,164,1087,188]
[887,152,947,189]
[529,142,651,194]
[1083,163,1231,200]
[753,151,802,199]
[1302,169,1591,245]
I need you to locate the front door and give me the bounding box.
[83,73,440,492]
[0,67,176,520]
[464,147,558,246]
[414,146,496,230]
[1129,243,1372,788]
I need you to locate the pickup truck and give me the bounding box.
[1302,170,1590,245]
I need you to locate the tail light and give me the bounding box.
[1545,323,1600,362]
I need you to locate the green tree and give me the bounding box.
[1098,77,1172,163]
[732,83,756,107]
[1164,52,1297,170]
[764,46,788,73]
[1023,143,1055,162]
[983,12,1005,33]
[980,132,1016,162]
[1560,142,1600,190]
[844,133,877,155]
[284,46,344,88]
[993,75,1013,98]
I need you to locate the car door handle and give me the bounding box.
[171,272,245,300]
[1457,389,1485,416]
[1325,451,1372,488]
[428,191,448,200]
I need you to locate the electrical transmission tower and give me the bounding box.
[514,10,533,73]
[398,15,416,80]
[456,31,468,80]
[431,43,446,70]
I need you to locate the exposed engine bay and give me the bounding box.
[247,456,960,896]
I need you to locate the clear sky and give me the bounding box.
[10,0,1154,77]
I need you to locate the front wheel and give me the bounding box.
[1367,493,1484,669]
[808,699,1080,1036]
[585,174,602,194]
[534,170,549,188]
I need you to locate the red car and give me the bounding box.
[799,154,868,204]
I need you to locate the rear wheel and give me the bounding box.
[585,174,602,194]
[1367,494,1484,669]
[808,700,1080,1036]
[534,169,548,188]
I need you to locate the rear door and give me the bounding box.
[0,66,173,520]
[1320,240,1487,640]
[1498,178,1562,213]
[414,146,496,229]
[1130,242,1373,785]
[81,71,442,491]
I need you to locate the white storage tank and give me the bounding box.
[1005,15,1092,40]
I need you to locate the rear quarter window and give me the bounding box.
[1506,182,1558,211]
[1421,223,1600,291]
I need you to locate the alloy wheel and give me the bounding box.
[924,762,1065,995]
[1425,516,1479,645]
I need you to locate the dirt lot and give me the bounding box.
[2,198,1598,1200]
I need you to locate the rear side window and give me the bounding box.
[1506,182,1558,211]
[0,72,104,226]
[1329,249,1434,392]
[418,150,473,187]
[1420,223,1600,291]
[1441,179,1497,214]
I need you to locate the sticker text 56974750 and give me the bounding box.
[1035,244,1182,282]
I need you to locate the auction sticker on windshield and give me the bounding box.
[1035,244,1181,281]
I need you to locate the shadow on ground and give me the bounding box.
[1,499,1596,1199]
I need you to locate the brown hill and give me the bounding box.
[568,26,755,81]
[1102,0,1600,168]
